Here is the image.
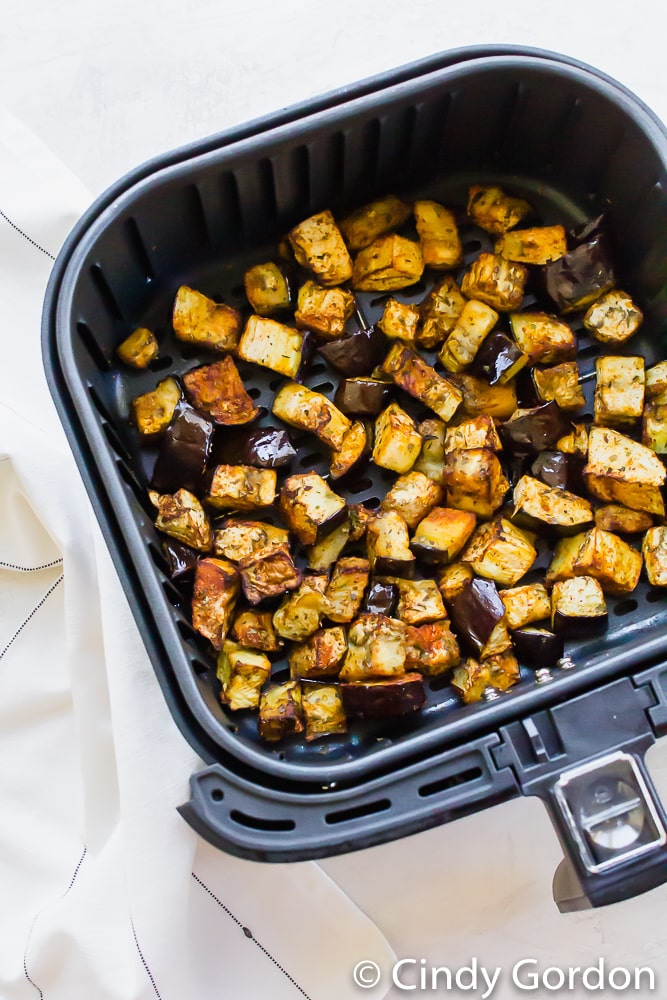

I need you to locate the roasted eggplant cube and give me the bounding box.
[352,234,424,292]
[339,614,407,681]
[394,578,447,626]
[258,680,304,742]
[366,511,415,578]
[532,362,585,411]
[172,285,242,352]
[583,289,643,344]
[380,471,443,530]
[462,518,537,587]
[642,527,667,586]
[131,376,181,438]
[414,199,463,270]
[557,423,589,457]
[272,381,351,450]
[216,641,271,711]
[466,184,531,235]
[542,234,615,313]
[571,527,643,596]
[338,195,411,251]
[317,325,387,376]
[334,378,392,417]
[479,618,513,659]
[642,402,667,454]
[301,684,347,741]
[439,298,499,374]
[551,576,608,637]
[594,504,653,534]
[372,403,423,474]
[418,275,466,348]
[499,583,551,630]
[273,575,329,642]
[183,356,259,426]
[444,415,502,454]
[584,426,666,516]
[288,210,352,286]
[149,488,212,552]
[512,627,564,669]
[442,448,509,519]
[231,608,283,652]
[474,330,529,385]
[191,557,240,650]
[151,400,214,495]
[461,253,528,312]
[289,627,348,679]
[239,544,303,604]
[494,225,567,265]
[212,425,296,469]
[237,315,303,378]
[243,261,291,316]
[449,576,505,655]
[452,650,520,703]
[411,507,477,565]
[206,465,277,512]
[511,475,594,535]
[161,538,199,582]
[509,312,577,364]
[330,421,369,480]
[279,473,347,546]
[437,561,475,604]
[529,451,585,493]
[306,517,353,571]
[500,401,570,453]
[116,326,159,368]
[414,419,447,482]
[594,356,645,427]
[450,373,518,421]
[545,531,588,585]
[382,344,463,423]
[340,673,426,718]
[404,620,460,676]
[378,298,421,345]
[213,519,288,563]
[294,281,355,339]
[361,579,399,617]
[324,557,370,623]
[646,361,667,402]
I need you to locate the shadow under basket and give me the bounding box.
[43,46,667,910]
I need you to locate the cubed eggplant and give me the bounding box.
[404,620,460,676]
[191,557,240,649]
[340,614,407,681]
[182,356,260,426]
[230,608,283,652]
[551,576,608,637]
[512,627,564,669]
[466,184,531,235]
[366,510,416,578]
[301,684,347,741]
[462,518,537,586]
[511,475,594,536]
[380,471,443,530]
[498,582,551,630]
[211,425,296,469]
[116,326,159,368]
[279,473,347,546]
[243,261,292,316]
[449,577,506,656]
[452,651,520,703]
[530,451,586,493]
[289,628,348,679]
[151,399,214,495]
[394,578,447,625]
[381,344,463,423]
[532,362,586,411]
[352,233,424,291]
[595,504,653,535]
[437,561,475,604]
[239,544,303,605]
[149,488,212,552]
[361,580,399,617]
[500,401,570,453]
[410,507,477,565]
[317,325,387,376]
[643,526,667,586]
[584,426,666,517]
[542,231,615,313]
[161,538,199,582]
[329,421,371,480]
[473,330,529,385]
[216,641,271,711]
[324,557,370,623]
[288,210,353,286]
[585,287,643,342]
[333,377,392,415]
[131,377,182,438]
[340,673,426,719]
[258,681,304,741]
[339,195,412,251]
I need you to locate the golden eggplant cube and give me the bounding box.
[439,299,499,372]
[382,343,463,423]
[451,373,518,420]
[642,402,667,454]
[583,289,643,344]
[230,609,283,652]
[466,184,531,235]
[404,620,460,676]
[380,471,443,530]
[273,574,329,642]
[183,356,259,425]
[243,261,291,316]
[173,285,242,351]
[301,684,347,741]
[191,557,240,650]
[272,381,351,450]
[288,209,352,286]
[378,297,421,344]
[131,376,181,438]
[452,650,521,703]
[206,465,276,512]
[532,362,585,411]
[116,326,159,368]
[594,355,645,426]
[213,519,288,563]
[551,576,608,636]
[289,627,348,679]
[557,422,589,457]
[258,680,304,741]
[411,507,477,565]
[239,543,303,604]
[509,312,577,364]
[352,233,424,292]
[494,224,567,264]
[437,561,475,603]
[414,199,463,269]
[237,315,304,378]
[571,527,643,596]
[394,578,447,626]
[642,527,667,586]
[511,475,594,535]
[584,426,666,516]
[594,504,653,535]
[294,280,355,339]
[480,618,513,659]
[279,473,347,546]
[372,402,423,474]
[444,415,503,453]
[646,361,667,402]
[442,448,509,518]
[366,510,415,577]
[462,518,537,587]
[338,195,411,251]
[324,557,370,623]
[339,614,407,681]
[329,421,368,480]
[418,275,466,349]
[150,487,212,551]
[499,583,551,630]
[413,419,447,482]
[461,253,528,311]
[216,641,271,711]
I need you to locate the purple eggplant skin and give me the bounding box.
[515,366,541,409]
[530,451,586,493]
[334,378,393,416]
[512,627,564,668]
[500,401,570,454]
[541,232,615,314]
[552,609,609,639]
[161,538,199,582]
[151,399,214,495]
[317,325,387,376]
[473,331,526,386]
[449,578,505,655]
[373,555,416,579]
[340,673,426,719]
[210,425,296,469]
[361,580,399,616]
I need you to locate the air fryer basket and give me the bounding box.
[44,48,667,907]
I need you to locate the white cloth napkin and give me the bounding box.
[0,105,394,1000]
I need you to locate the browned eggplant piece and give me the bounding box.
[512,627,564,669]
[466,185,531,235]
[317,324,387,376]
[258,680,304,741]
[340,614,407,681]
[551,576,608,637]
[149,488,212,552]
[279,473,347,546]
[584,289,643,345]
[338,195,412,251]
[205,465,277,512]
[417,274,466,348]
[272,381,351,450]
[216,642,271,711]
[373,402,423,474]
[352,233,424,291]
[380,471,443,530]
[414,199,463,270]
[333,377,392,416]
[448,373,518,420]
[449,577,506,656]
[361,580,399,617]
[161,538,199,582]
[340,673,425,719]
[237,316,304,379]
[509,312,577,365]
[404,620,460,676]
[378,297,421,344]
[394,578,447,625]
[542,230,615,313]
[494,224,567,265]
[301,683,347,741]
[239,544,303,605]
[294,281,355,339]
[451,650,520,703]
[511,475,594,536]
[444,415,502,454]
[191,557,240,649]
[329,421,370,480]
[584,426,666,517]
[643,526,667,586]
[461,252,528,311]
[151,400,214,495]
[213,519,288,563]
[442,448,509,518]
[324,557,370,623]
[532,362,585,411]
[366,510,416,578]
[595,504,653,535]
[173,285,242,352]
[288,210,353,286]
[381,343,463,423]
[131,376,182,438]
[230,608,283,651]
[473,330,528,385]
[211,426,296,469]
[116,326,159,368]
[289,627,348,679]
[500,401,570,453]
[462,518,537,586]
[498,582,551,630]
[529,451,586,494]
[182,356,259,426]
[243,261,292,315]
[410,507,477,565]
[437,561,474,603]
[273,574,329,642]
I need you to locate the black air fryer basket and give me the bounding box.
[43,47,667,910]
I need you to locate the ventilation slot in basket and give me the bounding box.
[418,766,483,799]
[230,810,296,833]
[77,322,110,372]
[124,216,155,282]
[325,798,391,826]
[90,263,125,322]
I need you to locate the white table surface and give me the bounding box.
[3,1,667,997]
